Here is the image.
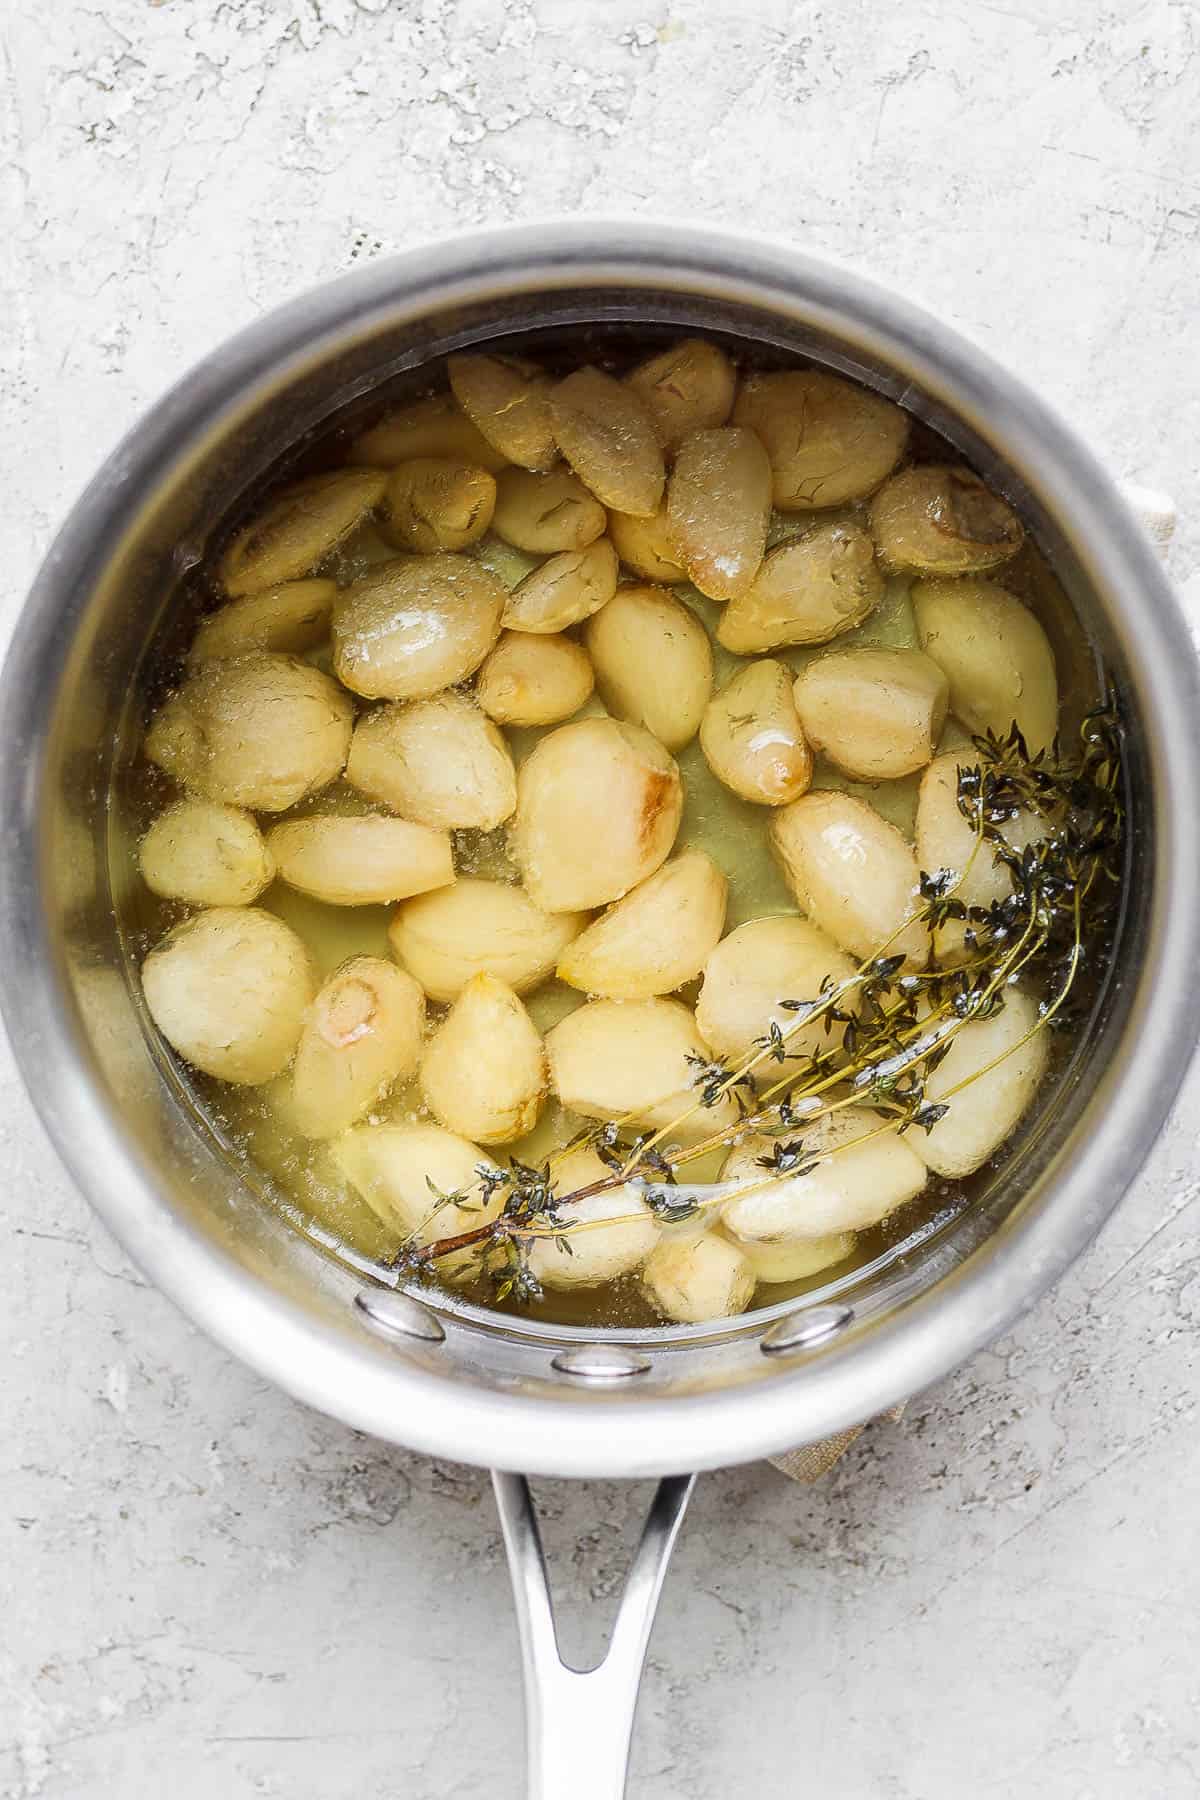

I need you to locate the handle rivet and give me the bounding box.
[761,1303,854,1355]
[551,1344,651,1381]
[355,1289,446,1344]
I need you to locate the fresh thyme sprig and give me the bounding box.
[397,698,1125,1303]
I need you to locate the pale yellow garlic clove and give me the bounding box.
[528,1146,659,1289]
[332,554,504,701]
[512,717,683,912]
[626,338,737,449]
[770,790,929,970]
[491,466,608,554]
[667,425,772,601]
[912,577,1058,756]
[266,814,454,906]
[607,504,689,583]
[721,1108,927,1239]
[290,957,425,1139]
[139,798,274,908]
[332,1122,505,1281]
[557,850,727,999]
[726,1229,854,1285]
[189,579,336,664]
[420,972,547,1145]
[545,997,738,1140]
[792,646,949,780]
[448,352,558,471]
[907,988,1049,1177]
[699,659,813,805]
[346,691,516,830]
[348,392,509,472]
[915,753,1043,963]
[383,458,497,553]
[388,878,586,1003]
[716,522,884,654]
[501,538,618,633]
[695,915,858,1064]
[869,464,1023,575]
[547,365,665,517]
[142,907,317,1086]
[642,1232,755,1322]
[219,470,387,597]
[585,583,713,751]
[476,631,595,727]
[144,653,353,813]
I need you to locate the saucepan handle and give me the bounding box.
[492,1469,696,1800]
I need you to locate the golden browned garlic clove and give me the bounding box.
[142,907,317,1086]
[869,464,1023,575]
[716,522,884,653]
[348,392,509,472]
[139,798,275,908]
[491,466,609,555]
[289,957,425,1139]
[266,813,454,906]
[666,425,772,601]
[792,646,949,780]
[219,470,387,597]
[388,878,586,1003]
[383,458,497,553]
[332,554,504,701]
[545,996,738,1140]
[476,631,595,727]
[912,577,1059,756]
[699,659,813,805]
[607,504,689,583]
[346,691,517,831]
[626,338,737,449]
[584,583,713,751]
[189,579,336,664]
[642,1233,755,1323]
[769,789,929,969]
[144,653,354,813]
[419,972,547,1145]
[448,352,558,471]
[732,369,908,511]
[557,850,728,999]
[547,365,665,517]
[501,537,618,633]
[722,1109,927,1240]
[512,717,684,912]
[695,914,858,1064]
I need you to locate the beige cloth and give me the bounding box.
[769,1405,905,1483]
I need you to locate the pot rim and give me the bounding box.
[3,219,1198,1478]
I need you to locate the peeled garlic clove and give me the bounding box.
[219,470,387,597]
[332,554,504,701]
[557,850,727,999]
[912,577,1058,756]
[266,814,454,905]
[870,464,1023,575]
[528,1187,659,1291]
[547,366,665,517]
[585,583,713,751]
[345,691,516,830]
[491,466,608,554]
[699,659,813,805]
[448,352,558,471]
[502,538,618,632]
[608,504,688,583]
[667,425,772,601]
[513,718,683,912]
[770,790,929,970]
[290,957,425,1138]
[189,579,336,664]
[139,798,274,907]
[383,458,497,553]
[388,878,586,1003]
[915,753,1043,963]
[695,915,858,1064]
[727,1229,853,1285]
[792,647,949,779]
[721,1108,927,1239]
[144,653,353,813]
[716,522,884,653]
[627,338,737,449]
[732,370,908,510]
[908,988,1049,1177]
[348,392,510,472]
[419,972,546,1145]
[142,907,316,1085]
[545,997,739,1140]
[332,1122,505,1281]
[642,1232,755,1322]
[476,631,595,727]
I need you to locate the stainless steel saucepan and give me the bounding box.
[2,223,1197,1797]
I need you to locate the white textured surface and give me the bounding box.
[3,4,1200,1796]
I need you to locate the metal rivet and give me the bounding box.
[760,1304,854,1356]
[355,1289,446,1344]
[551,1344,652,1382]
